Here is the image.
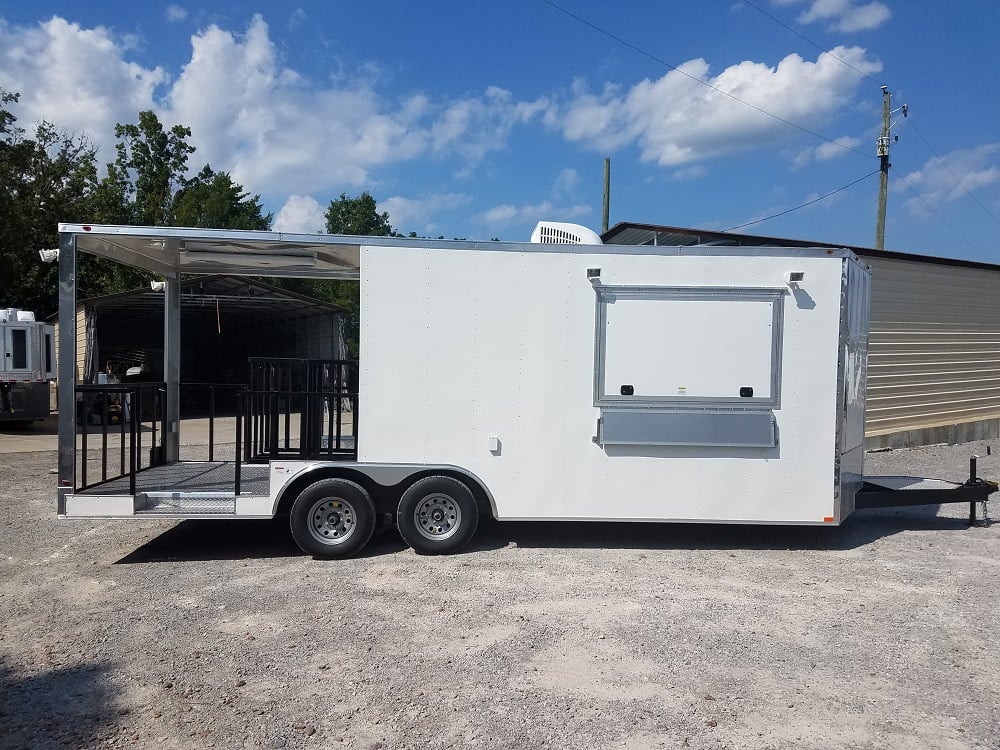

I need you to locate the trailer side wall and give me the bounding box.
[360,245,853,524]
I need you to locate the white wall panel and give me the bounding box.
[360,245,860,524]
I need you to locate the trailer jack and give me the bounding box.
[964,457,994,526]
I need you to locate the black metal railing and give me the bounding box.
[177,383,247,462]
[75,358,359,496]
[248,358,355,405]
[75,383,166,493]
[241,357,358,468]
[239,389,358,464]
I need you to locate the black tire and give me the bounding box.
[397,475,478,555]
[289,478,375,558]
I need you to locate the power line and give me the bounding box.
[890,165,983,254]
[722,169,879,232]
[743,0,1000,238]
[537,0,874,160]
[739,0,883,86]
[906,117,1000,227]
[738,3,1000,246]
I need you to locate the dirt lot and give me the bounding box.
[1,441,999,750]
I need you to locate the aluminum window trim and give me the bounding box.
[593,284,785,411]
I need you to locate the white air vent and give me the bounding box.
[530,221,603,245]
[1,309,37,322]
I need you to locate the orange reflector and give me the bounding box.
[823,516,834,523]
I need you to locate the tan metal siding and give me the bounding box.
[866,256,1000,436]
[54,306,87,381]
[75,305,86,381]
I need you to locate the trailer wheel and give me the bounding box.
[289,478,375,558]
[397,475,478,555]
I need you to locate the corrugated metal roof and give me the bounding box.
[602,222,1000,272]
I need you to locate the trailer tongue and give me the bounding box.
[860,458,996,524]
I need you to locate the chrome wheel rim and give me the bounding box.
[307,496,357,546]
[414,493,461,541]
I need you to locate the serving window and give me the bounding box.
[594,285,785,410]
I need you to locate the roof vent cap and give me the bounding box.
[1,308,34,323]
[530,221,603,245]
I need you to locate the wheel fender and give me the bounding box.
[271,463,498,519]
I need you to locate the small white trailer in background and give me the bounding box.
[1,308,55,424]
[54,223,994,557]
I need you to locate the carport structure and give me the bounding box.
[70,275,347,388]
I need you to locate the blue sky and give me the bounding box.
[2,1,998,262]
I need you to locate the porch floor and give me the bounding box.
[77,461,270,496]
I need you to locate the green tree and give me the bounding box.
[0,89,102,315]
[323,192,395,356]
[78,110,198,297]
[87,113,278,296]
[171,165,272,230]
[269,192,396,357]
[102,110,195,227]
[324,192,392,236]
[88,160,132,225]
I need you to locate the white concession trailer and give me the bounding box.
[1,307,56,424]
[54,223,994,557]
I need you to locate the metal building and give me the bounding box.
[602,222,1000,448]
[54,275,346,387]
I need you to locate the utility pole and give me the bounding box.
[875,86,907,250]
[602,157,611,234]
[875,86,891,250]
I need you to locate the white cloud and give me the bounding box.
[0,14,544,198]
[430,85,548,178]
[273,194,325,233]
[287,8,307,32]
[896,144,1000,215]
[775,0,891,32]
[552,168,580,198]
[166,16,415,194]
[480,201,590,229]
[0,17,166,160]
[793,135,862,166]
[381,193,472,234]
[166,17,550,194]
[165,5,188,23]
[672,164,708,181]
[815,135,862,159]
[547,46,881,167]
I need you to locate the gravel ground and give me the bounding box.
[1,443,999,750]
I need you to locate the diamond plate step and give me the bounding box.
[136,492,237,515]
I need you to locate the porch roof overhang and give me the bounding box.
[59,223,364,279]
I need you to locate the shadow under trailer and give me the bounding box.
[54,223,995,557]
